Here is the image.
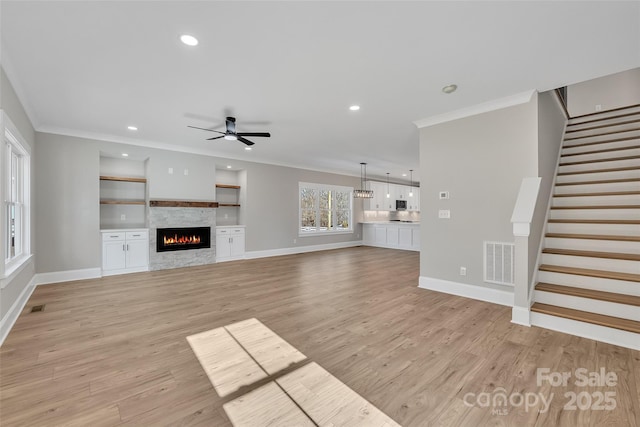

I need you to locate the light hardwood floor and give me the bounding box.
[1,247,639,426]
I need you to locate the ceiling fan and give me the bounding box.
[188,117,270,146]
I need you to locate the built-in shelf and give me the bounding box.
[100,175,147,183]
[218,203,241,207]
[150,200,219,208]
[100,200,146,205]
[216,184,240,189]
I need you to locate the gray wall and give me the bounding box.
[0,68,36,322]
[567,68,640,116]
[530,91,566,280]
[34,133,361,273]
[419,96,538,291]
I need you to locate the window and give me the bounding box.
[299,182,353,235]
[3,112,30,271]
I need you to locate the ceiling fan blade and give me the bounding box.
[188,125,224,134]
[237,136,255,146]
[237,132,271,137]
[207,135,225,141]
[226,117,236,134]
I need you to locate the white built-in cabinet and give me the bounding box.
[365,181,420,211]
[101,229,149,275]
[362,223,419,251]
[216,226,245,262]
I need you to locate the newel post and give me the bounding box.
[510,177,541,326]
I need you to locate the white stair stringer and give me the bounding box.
[530,312,640,351]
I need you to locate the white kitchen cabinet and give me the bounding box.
[398,227,412,248]
[411,227,421,250]
[408,190,420,211]
[361,223,419,252]
[364,181,420,212]
[386,226,399,247]
[101,229,149,275]
[216,226,245,262]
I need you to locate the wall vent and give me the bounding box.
[484,241,515,286]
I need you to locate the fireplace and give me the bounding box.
[156,227,211,252]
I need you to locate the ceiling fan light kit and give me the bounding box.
[188,116,270,146]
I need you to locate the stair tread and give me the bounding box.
[555,177,640,186]
[531,303,640,334]
[563,135,640,150]
[535,283,640,307]
[557,166,640,176]
[548,219,640,224]
[565,118,640,134]
[550,205,640,209]
[564,128,640,141]
[539,264,640,282]
[542,248,640,261]
[554,191,640,197]
[562,144,640,157]
[546,232,640,242]
[559,154,640,166]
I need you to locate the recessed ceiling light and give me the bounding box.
[180,34,198,46]
[122,153,129,157]
[226,165,232,169]
[349,105,360,111]
[127,126,138,131]
[442,84,458,94]
[245,146,252,151]
[402,173,407,177]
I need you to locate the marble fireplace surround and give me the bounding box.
[148,200,218,271]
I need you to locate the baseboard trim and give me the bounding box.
[35,268,102,285]
[101,267,148,277]
[245,241,364,260]
[0,275,36,346]
[511,306,531,326]
[418,276,514,307]
[531,311,640,351]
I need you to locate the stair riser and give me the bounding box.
[544,237,640,254]
[540,253,640,274]
[557,169,640,183]
[530,312,640,350]
[536,270,640,296]
[568,108,640,127]
[552,194,640,207]
[549,208,640,220]
[534,291,640,322]
[564,131,640,147]
[558,158,640,174]
[560,147,640,164]
[565,123,640,140]
[547,222,640,236]
[562,139,640,155]
[554,181,640,194]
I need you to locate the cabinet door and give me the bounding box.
[363,225,375,244]
[230,234,245,257]
[412,228,421,250]
[398,228,412,248]
[103,240,126,270]
[374,226,386,245]
[386,227,399,247]
[126,239,149,268]
[408,189,420,211]
[216,235,232,258]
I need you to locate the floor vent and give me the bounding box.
[31,304,45,313]
[484,241,515,285]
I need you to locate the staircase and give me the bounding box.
[530,104,640,350]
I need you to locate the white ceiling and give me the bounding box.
[2,1,639,184]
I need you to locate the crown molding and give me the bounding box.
[414,90,536,129]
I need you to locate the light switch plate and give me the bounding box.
[438,209,451,219]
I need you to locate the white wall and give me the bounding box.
[0,68,36,336]
[567,68,640,116]
[418,95,539,293]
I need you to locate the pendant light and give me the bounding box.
[354,162,374,198]
[409,169,414,197]
[386,173,390,198]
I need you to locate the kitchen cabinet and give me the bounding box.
[365,181,420,211]
[216,226,245,262]
[408,190,420,211]
[101,229,149,275]
[361,223,419,252]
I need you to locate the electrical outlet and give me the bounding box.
[460,267,467,276]
[595,104,602,111]
[438,209,451,219]
[120,214,126,221]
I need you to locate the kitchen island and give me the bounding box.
[361,221,420,251]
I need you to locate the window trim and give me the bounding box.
[298,181,354,237]
[1,111,31,280]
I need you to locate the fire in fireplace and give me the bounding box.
[156,227,211,252]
